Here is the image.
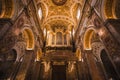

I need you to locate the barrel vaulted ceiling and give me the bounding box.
[35,0,84,32]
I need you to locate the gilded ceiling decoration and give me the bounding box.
[52,0,67,6]
[36,0,83,32]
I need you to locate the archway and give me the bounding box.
[47,32,53,46]
[104,0,114,19]
[56,32,63,45]
[0,0,14,18]
[100,49,119,80]
[102,0,120,20]
[83,29,95,50]
[103,0,120,19]
[22,28,35,50]
[114,0,120,18]
[37,2,48,19]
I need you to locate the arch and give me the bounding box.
[37,1,48,19]
[66,32,71,45]
[114,0,120,18]
[38,7,43,20]
[76,5,81,20]
[100,49,119,80]
[0,0,4,17]
[102,0,116,20]
[56,32,63,45]
[47,32,53,46]
[0,0,14,18]
[64,34,67,45]
[83,28,95,50]
[22,28,35,50]
[52,34,55,45]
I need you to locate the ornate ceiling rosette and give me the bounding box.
[52,0,67,6]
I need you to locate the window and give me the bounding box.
[64,34,67,45]
[38,7,42,20]
[76,6,81,20]
[56,32,62,45]
[52,35,55,45]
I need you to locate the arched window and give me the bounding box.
[52,35,55,45]
[56,32,62,45]
[64,34,67,45]
[47,33,52,45]
[38,7,42,20]
[0,0,2,16]
[76,6,81,20]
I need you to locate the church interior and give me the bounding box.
[0,0,120,80]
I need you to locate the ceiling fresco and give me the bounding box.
[36,0,83,32]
